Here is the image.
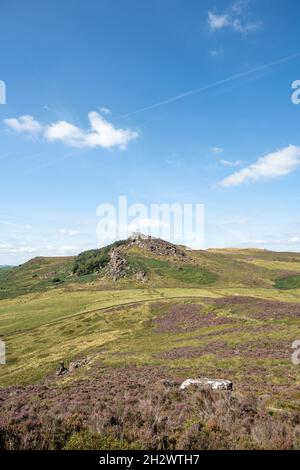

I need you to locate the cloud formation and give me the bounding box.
[4,115,42,134]
[219,159,242,167]
[0,243,36,255]
[210,146,224,154]
[59,229,80,236]
[219,145,300,187]
[4,112,139,150]
[208,1,261,35]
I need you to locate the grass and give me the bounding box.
[2,243,299,300]
[1,246,300,449]
[127,256,218,285]
[1,287,300,401]
[274,274,300,290]
[0,256,75,299]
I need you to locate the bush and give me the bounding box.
[63,431,140,450]
[274,274,300,290]
[73,240,128,276]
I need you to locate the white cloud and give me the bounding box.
[251,235,300,246]
[231,18,260,34]
[45,111,139,150]
[0,221,32,230]
[46,244,81,254]
[288,236,300,244]
[45,112,139,150]
[210,48,223,57]
[208,12,229,31]
[210,146,224,154]
[4,115,42,134]
[207,1,261,35]
[0,243,36,254]
[219,145,300,187]
[59,228,80,236]
[3,111,139,151]
[100,107,111,115]
[220,159,242,167]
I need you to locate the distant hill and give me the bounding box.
[1,234,300,299]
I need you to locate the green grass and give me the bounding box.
[3,243,300,301]
[1,245,300,411]
[1,283,300,395]
[275,274,300,290]
[127,256,218,285]
[0,256,75,299]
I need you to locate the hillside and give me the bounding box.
[1,234,300,300]
[1,236,300,449]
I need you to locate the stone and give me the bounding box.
[107,248,128,281]
[161,379,178,388]
[180,377,233,391]
[69,357,89,373]
[56,361,68,376]
[136,270,148,283]
[129,233,187,259]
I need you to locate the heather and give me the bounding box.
[1,366,299,450]
[1,243,300,450]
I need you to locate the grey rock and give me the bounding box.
[107,248,128,281]
[56,361,68,376]
[69,357,89,373]
[136,270,148,283]
[180,377,233,391]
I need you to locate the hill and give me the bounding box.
[1,234,300,300]
[1,236,300,449]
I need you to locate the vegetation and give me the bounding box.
[72,240,128,276]
[1,240,300,449]
[274,274,300,290]
[127,256,218,285]
[1,367,299,450]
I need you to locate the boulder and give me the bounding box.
[136,270,148,283]
[180,377,233,391]
[107,249,128,281]
[69,357,89,373]
[56,361,68,376]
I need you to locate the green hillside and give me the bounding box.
[1,237,300,449]
[2,236,300,300]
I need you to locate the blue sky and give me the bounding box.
[1,0,300,264]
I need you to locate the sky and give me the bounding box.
[1,0,300,264]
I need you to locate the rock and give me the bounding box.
[180,377,233,391]
[161,379,178,388]
[129,233,187,259]
[136,270,148,283]
[107,248,128,281]
[56,361,68,376]
[69,357,89,373]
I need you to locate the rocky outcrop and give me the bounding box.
[107,248,128,281]
[135,270,148,283]
[180,377,233,391]
[56,358,90,377]
[129,232,186,258]
[56,361,68,376]
[69,357,90,372]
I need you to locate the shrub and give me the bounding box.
[73,240,128,276]
[63,431,140,450]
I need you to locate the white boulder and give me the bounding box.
[180,377,233,391]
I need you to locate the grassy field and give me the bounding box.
[1,243,300,449]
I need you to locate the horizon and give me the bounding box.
[2,235,300,268]
[1,0,300,264]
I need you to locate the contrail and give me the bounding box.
[122,52,300,118]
